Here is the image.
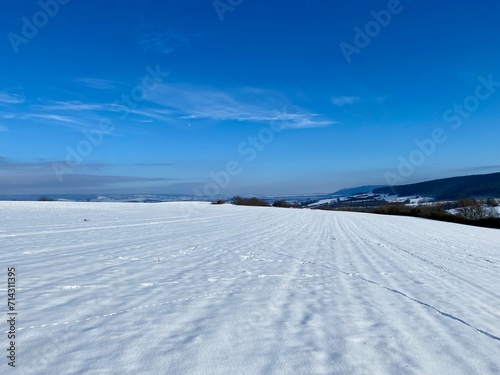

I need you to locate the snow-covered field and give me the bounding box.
[1,201,500,374]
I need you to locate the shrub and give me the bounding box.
[38,196,55,201]
[455,198,494,220]
[272,200,301,208]
[211,200,226,205]
[375,203,448,218]
[373,201,500,229]
[375,203,411,215]
[232,196,270,207]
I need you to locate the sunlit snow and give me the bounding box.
[1,201,499,374]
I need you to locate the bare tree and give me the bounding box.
[456,198,496,220]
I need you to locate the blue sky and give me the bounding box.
[1,0,500,196]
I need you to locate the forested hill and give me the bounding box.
[373,172,500,200]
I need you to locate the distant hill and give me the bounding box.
[373,172,500,200]
[331,185,386,197]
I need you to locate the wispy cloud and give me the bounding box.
[0,156,107,172]
[127,108,176,122]
[331,96,361,106]
[0,124,8,132]
[25,91,335,129]
[75,78,116,89]
[32,101,109,111]
[0,92,25,104]
[2,111,84,131]
[146,84,336,129]
[1,87,335,131]
[31,100,174,122]
[9,100,174,131]
[24,114,81,124]
[136,25,189,54]
[1,101,104,132]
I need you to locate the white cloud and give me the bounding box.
[28,100,175,128]
[0,109,90,132]
[5,86,336,132]
[24,114,80,124]
[127,108,176,122]
[0,93,25,104]
[32,101,108,111]
[146,84,336,129]
[331,96,361,106]
[1,102,97,131]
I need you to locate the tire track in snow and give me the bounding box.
[364,215,500,272]
[268,215,500,344]
[286,212,423,373]
[383,286,500,342]
[251,211,341,374]
[354,215,500,316]
[340,262,500,343]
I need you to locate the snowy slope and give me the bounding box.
[1,201,499,374]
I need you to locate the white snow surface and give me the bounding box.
[1,201,500,375]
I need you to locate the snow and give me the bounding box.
[383,195,434,204]
[307,194,435,207]
[1,201,500,374]
[490,206,500,216]
[307,195,374,207]
[308,198,338,206]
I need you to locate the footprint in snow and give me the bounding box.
[258,275,284,278]
[207,278,235,282]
